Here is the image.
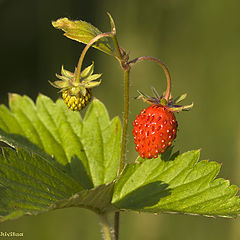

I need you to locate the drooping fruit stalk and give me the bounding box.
[128,56,193,159]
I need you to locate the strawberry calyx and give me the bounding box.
[137,87,193,112]
[49,62,102,97]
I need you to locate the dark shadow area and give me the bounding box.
[0,129,57,164]
[0,129,92,184]
[68,155,93,189]
[115,181,170,210]
[161,145,180,162]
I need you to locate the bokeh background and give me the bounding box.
[1,0,240,239]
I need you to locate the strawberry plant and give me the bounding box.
[0,13,240,240]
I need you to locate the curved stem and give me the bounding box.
[128,56,171,101]
[99,214,113,240]
[75,32,113,83]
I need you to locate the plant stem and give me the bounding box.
[113,69,130,240]
[75,32,112,83]
[128,56,171,101]
[114,212,120,240]
[99,214,113,240]
[119,69,130,173]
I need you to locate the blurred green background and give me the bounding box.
[1,0,240,239]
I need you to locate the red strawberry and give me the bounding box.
[133,104,178,159]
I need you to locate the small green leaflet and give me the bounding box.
[112,150,240,217]
[52,18,115,56]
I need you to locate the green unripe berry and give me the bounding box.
[62,89,91,111]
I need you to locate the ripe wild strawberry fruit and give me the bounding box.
[133,88,193,159]
[133,105,178,159]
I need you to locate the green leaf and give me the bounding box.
[0,148,116,222]
[0,94,121,188]
[82,99,121,186]
[0,147,83,222]
[50,182,116,214]
[52,18,115,56]
[112,150,240,218]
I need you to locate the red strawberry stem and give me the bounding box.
[128,56,172,101]
[75,32,113,84]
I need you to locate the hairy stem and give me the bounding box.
[119,69,130,173]
[99,214,113,240]
[113,69,130,240]
[128,56,171,101]
[75,32,112,83]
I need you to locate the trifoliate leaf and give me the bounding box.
[0,94,121,188]
[52,18,115,56]
[112,150,240,218]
